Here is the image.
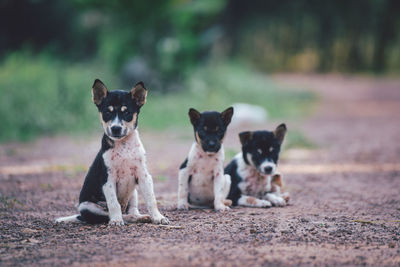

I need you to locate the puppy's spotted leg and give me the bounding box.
[126,189,152,223]
[213,171,231,211]
[177,168,190,210]
[103,181,124,226]
[238,195,272,208]
[138,169,169,225]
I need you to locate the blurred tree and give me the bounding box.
[0,0,98,59]
[373,0,400,72]
[73,0,227,90]
[1,0,399,77]
[219,0,400,72]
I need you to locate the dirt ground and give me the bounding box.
[1,75,400,266]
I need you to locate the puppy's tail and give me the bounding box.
[55,214,82,223]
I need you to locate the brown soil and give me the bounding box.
[1,75,400,266]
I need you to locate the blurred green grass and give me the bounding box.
[0,53,315,142]
[285,130,317,150]
[141,62,316,129]
[0,52,116,141]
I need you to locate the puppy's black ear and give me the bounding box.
[274,123,287,144]
[92,79,108,106]
[239,131,253,146]
[131,81,147,107]
[188,108,201,126]
[221,106,234,127]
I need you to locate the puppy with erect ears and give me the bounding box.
[225,124,290,208]
[56,79,169,225]
[177,107,234,211]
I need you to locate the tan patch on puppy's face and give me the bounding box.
[195,131,202,145]
[121,112,137,135]
[99,112,111,132]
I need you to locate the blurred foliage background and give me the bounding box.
[0,0,399,141]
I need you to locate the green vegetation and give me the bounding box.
[141,63,316,129]
[0,0,398,142]
[0,56,314,141]
[0,196,23,210]
[285,130,316,150]
[0,52,116,141]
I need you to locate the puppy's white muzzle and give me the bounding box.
[259,159,276,175]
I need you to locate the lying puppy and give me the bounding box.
[225,124,290,208]
[56,79,169,225]
[177,107,234,211]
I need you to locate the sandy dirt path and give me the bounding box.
[1,75,399,266]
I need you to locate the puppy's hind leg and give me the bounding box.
[125,189,152,223]
[78,201,110,224]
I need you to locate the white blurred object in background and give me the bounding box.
[231,103,268,126]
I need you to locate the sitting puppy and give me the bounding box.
[177,107,234,211]
[225,124,290,208]
[56,79,169,225]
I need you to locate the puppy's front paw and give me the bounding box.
[109,218,125,226]
[260,200,272,208]
[215,204,231,212]
[265,193,286,207]
[270,196,286,207]
[152,215,170,225]
[177,201,189,210]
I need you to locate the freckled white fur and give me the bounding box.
[178,142,231,211]
[235,153,287,207]
[102,129,169,225]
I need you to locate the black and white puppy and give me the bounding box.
[177,107,234,211]
[56,79,169,225]
[225,124,290,208]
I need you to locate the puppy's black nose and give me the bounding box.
[111,126,122,136]
[264,166,273,174]
[208,140,216,148]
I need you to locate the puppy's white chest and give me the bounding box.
[186,144,224,205]
[103,133,146,210]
